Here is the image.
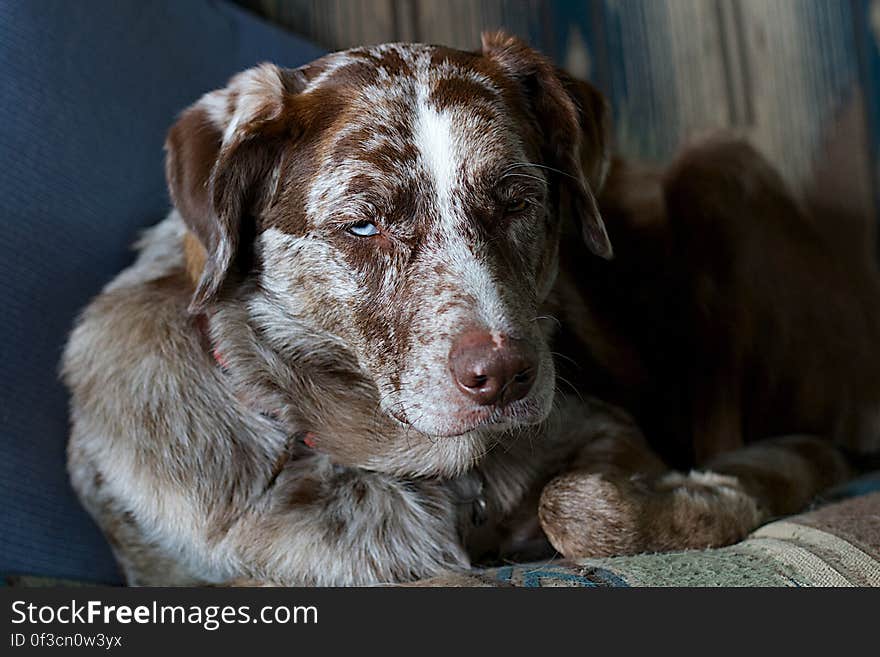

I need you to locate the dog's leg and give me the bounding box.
[701,435,853,517]
[538,423,758,558]
[538,429,852,559]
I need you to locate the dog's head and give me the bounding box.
[166,33,611,449]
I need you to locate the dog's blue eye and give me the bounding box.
[348,221,379,237]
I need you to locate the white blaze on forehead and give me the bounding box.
[441,231,513,335]
[412,85,513,335]
[414,97,458,215]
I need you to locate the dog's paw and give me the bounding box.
[538,471,645,559]
[538,469,763,559]
[647,470,762,551]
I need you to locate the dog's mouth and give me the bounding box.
[385,394,551,439]
[381,341,556,438]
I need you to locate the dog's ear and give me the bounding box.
[165,63,306,313]
[482,31,613,259]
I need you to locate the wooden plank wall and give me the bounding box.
[238,0,879,253]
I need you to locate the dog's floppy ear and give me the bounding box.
[165,63,306,313]
[482,31,613,259]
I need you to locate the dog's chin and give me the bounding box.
[386,390,555,439]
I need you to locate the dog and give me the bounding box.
[62,32,880,585]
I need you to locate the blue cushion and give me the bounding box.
[0,0,323,583]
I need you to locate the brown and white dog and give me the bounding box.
[62,33,880,585]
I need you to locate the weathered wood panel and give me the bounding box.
[243,0,399,49]
[236,0,879,240]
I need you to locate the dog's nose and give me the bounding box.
[448,331,537,407]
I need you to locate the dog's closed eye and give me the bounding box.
[504,198,529,215]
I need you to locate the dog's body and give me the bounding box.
[63,36,880,585]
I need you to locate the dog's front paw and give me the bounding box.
[647,470,762,551]
[538,471,645,559]
[538,469,763,559]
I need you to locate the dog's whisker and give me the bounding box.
[550,350,580,369]
[555,374,584,404]
[532,314,562,329]
[504,161,580,183]
[499,172,549,186]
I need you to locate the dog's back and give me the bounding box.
[666,139,880,458]
[558,138,880,467]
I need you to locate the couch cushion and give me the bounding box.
[0,0,323,583]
